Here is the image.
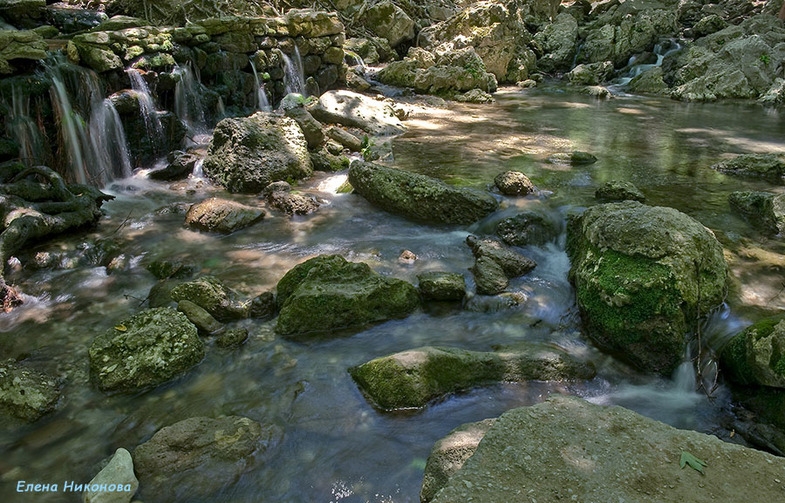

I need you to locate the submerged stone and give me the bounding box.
[712,153,785,183]
[349,345,595,410]
[728,191,785,234]
[0,359,60,421]
[275,254,420,338]
[88,307,204,393]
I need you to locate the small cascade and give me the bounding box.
[5,85,47,167]
[44,57,131,185]
[249,59,272,111]
[126,68,164,141]
[282,45,306,96]
[173,63,207,136]
[616,39,682,86]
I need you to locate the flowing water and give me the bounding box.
[282,46,306,96]
[1,87,784,502]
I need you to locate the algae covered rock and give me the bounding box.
[88,307,204,393]
[203,112,312,193]
[349,345,595,410]
[495,211,561,246]
[134,416,281,501]
[0,359,60,421]
[712,153,785,183]
[275,254,420,338]
[721,317,785,388]
[359,0,415,48]
[417,271,466,301]
[595,180,646,202]
[348,160,499,225]
[169,276,248,322]
[184,197,265,233]
[729,191,785,235]
[566,201,727,375]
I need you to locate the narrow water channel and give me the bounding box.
[1,87,783,502]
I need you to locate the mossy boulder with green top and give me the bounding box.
[349,344,596,410]
[721,316,785,388]
[566,201,728,375]
[275,255,420,338]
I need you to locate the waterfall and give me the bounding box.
[126,68,164,140]
[44,57,131,186]
[282,46,306,96]
[5,86,47,168]
[173,63,207,135]
[616,39,683,86]
[249,59,271,111]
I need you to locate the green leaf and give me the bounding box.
[680,451,707,475]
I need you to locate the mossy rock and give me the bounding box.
[595,180,646,203]
[721,316,785,388]
[0,360,60,421]
[728,191,784,235]
[88,308,204,393]
[169,276,248,322]
[275,255,420,338]
[417,272,466,301]
[350,345,595,410]
[567,201,728,375]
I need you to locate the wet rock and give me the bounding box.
[216,328,249,348]
[493,170,535,196]
[470,255,509,295]
[177,300,223,334]
[398,249,417,264]
[547,151,598,165]
[282,97,325,150]
[568,61,614,85]
[626,66,669,95]
[428,395,785,503]
[134,416,281,501]
[248,291,276,319]
[348,160,499,225]
[534,12,579,73]
[275,254,420,338]
[420,418,497,503]
[145,260,197,280]
[203,112,312,194]
[344,37,395,65]
[325,126,363,152]
[310,147,350,172]
[566,201,728,375]
[147,279,183,309]
[149,150,201,181]
[88,307,204,393]
[83,448,138,503]
[263,181,320,215]
[711,153,785,183]
[349,345,596,410]
[466,235,537,278]
[0,359,60,421]
[169,276,249,322]
[418,272,466,301]
[307,90,406,136]
[595,180,646,202]
[0,29,48,75]
[722,316,785,388]
[185,197,265,233]
[692,14,729,38]
[729,191,785,234]
[495,211,561,246]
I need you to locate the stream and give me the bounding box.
[1,86,784,502]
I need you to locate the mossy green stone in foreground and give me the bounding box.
[349,345,596,410]
[275,255,420,338]
[721,316,785,388]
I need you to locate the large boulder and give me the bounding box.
[0,30,48,75]
[664,15,785,101]
[349,345,596,410]
[566,201,728,375]
[347,160,499,225]
[275,254,420,338]
[0,359,60,421]
[427,395,785,503]
[307,89,406,135]
[721,316,785,388]
[134,416,281,500]
[184,197,265,234]
[533,11,579,73]
[417,1,536,83]
[359,0,415,48]
[88,307,204,393]
[729,191,785,235]
[203,112,312,194]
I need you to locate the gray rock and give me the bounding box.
[566,201,728,375]
[177,300,223,334]
[470,255,509,295]
[83,448,138,503]
[169,276,249,322]
[275,254,420,338]
[149,150,201,181]
[264,184,320,215]
[626,66,669,95]
[134,416,281,500]
[595,180,646,202]
[534,12,579,73]
[493,170,534,196]
[203,112,312,193]
[417,272,466,301]
[466,235,537,278]
[547,151,598,165]
[216,328,249,348]
[307,90,405,136]
[429,395,785,503]
[184,197,265,233]
[283,100,325,150]
[721,316,785,388]
[88,308,204,393]
[348,160,499,225]
[349,345,596,410]
[359,0,415,48]
[325,126,363,152]
[420,419,497,503]
[568,61,614,85]
[729,191,785,234]
[496,211,561,246]
[0,360,60,421]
